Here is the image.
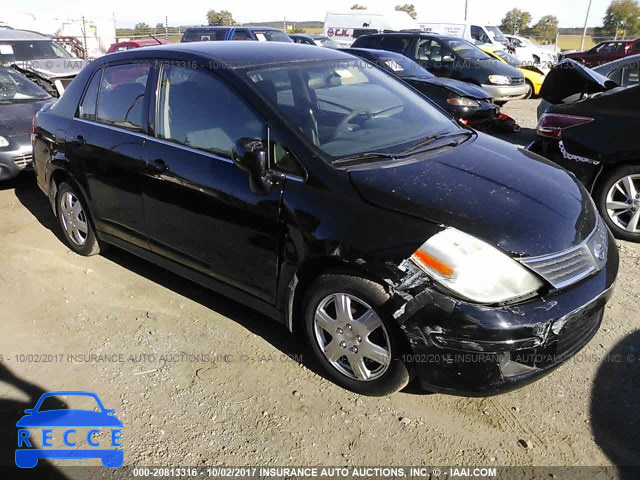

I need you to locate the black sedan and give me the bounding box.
[342,48,499,131]
[33,42,617,396]
[529,59,640,242]
[0,66,53,181]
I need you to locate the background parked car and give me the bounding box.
[0,28,85,97]
[181,26,291,43]
[0,66,52,180]
[342,47,499,131]
[505,34,557,67]
[289,34,339,48]
[560,38,640,67]
[107,38,169,53]
[480,46,546,99]
[529,59,640,242]
[351,32,528,104]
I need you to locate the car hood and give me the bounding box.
[405,76,491,99]
[16,410,123,427]
[0,99,52,138]
[11,58,86,79]
[348,133,597,258]
[540,59,618,104]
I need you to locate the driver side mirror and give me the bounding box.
[442,55,454,63]
[232,138,273,194]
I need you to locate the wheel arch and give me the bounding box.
[286,257,395,334]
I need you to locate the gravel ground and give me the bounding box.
[0,99,639,478]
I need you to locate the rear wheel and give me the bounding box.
[56,182,101,256]
[596,165,640,242]
[303,274,410,396]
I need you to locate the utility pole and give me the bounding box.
[165,16,168,40]
[464,0,468,21]
[580,0,593,51]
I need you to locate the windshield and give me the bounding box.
[492,49,523,67]
[0,40,72,62]
[0,68,50,101]
[252,30,292,43]
[444,39,491,60]
[242,59,458,160]
[485,26,508,43]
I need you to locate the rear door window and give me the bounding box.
[232,29,250,41]
[379,36,410,54]
[96,64,150,131]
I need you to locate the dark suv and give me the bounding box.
[181,26,291,43]
[352,32,528,103]
[33,42,617,396]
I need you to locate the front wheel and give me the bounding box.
[596,165,640,242]
[303,274,411,396]
[56,182,101,256]
[523,81,534,99]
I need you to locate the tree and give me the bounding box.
[531,15,559,44]
[500,8,532,35]
[206,10,236,26]
[351,4,367,9]
[395,4,417,19]
[603,0,640,37]
[288,24,305,33]
[134,22,150,33]
[155,22,164,30]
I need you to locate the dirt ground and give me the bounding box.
[0,99,639,478]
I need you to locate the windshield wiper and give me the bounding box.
[332,131,473,166]
[399,130,473,155]
[332,151,400,166]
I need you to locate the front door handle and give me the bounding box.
[146,158,169,174]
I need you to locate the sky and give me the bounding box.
[3,0,614,28]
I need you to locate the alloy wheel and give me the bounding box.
[313,293,391,381]
[59,191,89,246]
[606,174,640,234]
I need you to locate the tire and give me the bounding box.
[303,274,410,396]
[56,181,101,256]
[523,81,534,100]
[595,165,640,242]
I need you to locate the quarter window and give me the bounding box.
[78,70,101,120]
[96,64,149,131]
[156,65,263,158]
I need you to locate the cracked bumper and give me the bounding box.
[391,230,618,396]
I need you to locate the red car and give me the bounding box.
[561,38,640,67]
[107,38,169,53]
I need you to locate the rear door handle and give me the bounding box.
[146,158,169,174]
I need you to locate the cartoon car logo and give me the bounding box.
[16,391,123,468]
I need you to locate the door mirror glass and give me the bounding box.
[442,55,454,63]
[232,138,272,193]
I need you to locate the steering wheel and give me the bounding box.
[330,105,404,141]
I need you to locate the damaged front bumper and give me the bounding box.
[384,231,618,396]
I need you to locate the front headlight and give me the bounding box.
[488,75,511,85]
[410,228,543,304]
[0,136,9,148]
[447,97,480,108]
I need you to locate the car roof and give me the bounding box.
[359,32,461,41]
[107,41,352,69]
[0,28,49,41]
[184,25,283,31]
